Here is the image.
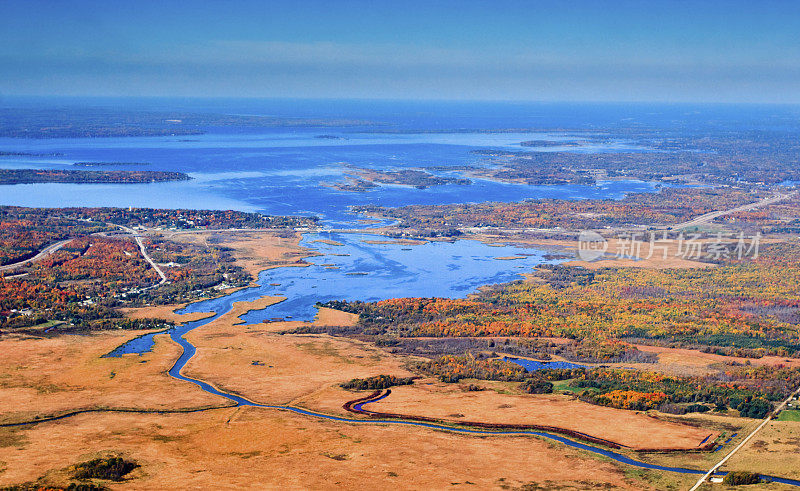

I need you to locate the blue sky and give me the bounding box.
[1,0,799,102]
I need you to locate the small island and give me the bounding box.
[519,139,584,147]
[0,151,64,157]
[0,169,191,185]
[72,162,151,167]
[330,164,472,192]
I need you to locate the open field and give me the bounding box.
[717,420,800,481]
[158,229,312,280]
[118,303,215,324]
[0,298,682,490]
[182,317,415,406]
[627,345,800,376]
[777,410,800,422]
[0,407,665,490]
[0,330,225,425]
[316,380,716,451]
[475,235,717,270]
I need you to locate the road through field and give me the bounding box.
[688,385,800,490]
[671,190,797,231]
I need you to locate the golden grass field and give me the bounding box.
[118,303,215,324]
[1,407,661,490]
[0,295,669,489]
[0,292,712,490]
[724,420,800,480]
[2,231,796,489]
[0,329,224,426]
[159,229,313,280]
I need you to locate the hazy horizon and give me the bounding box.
[2,0,800,104]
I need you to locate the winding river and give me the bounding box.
[158,309,800,486]
[104,234,800,487]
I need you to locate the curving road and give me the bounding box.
[0,238,73,273]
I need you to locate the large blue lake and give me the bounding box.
[0,127,658,224]
[1,100,668,349]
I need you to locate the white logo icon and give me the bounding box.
[577,230,608,261]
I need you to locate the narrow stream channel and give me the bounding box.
[104,235,800,487]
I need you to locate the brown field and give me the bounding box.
[563,237,717,270]
[305,380,716,451]
[311,238,344,246]
[543,237,713,269]
[625,345,800,377]
[182,318,415,406]
[723,420,800,480]
[118,303,215,324]
[158,229,312,279]
[314,306,360,326]
[0,407,666,490]
[0,330,225,425]
[215,295,287,326]
[470,234,714,269]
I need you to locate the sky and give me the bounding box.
[1,0,799,103]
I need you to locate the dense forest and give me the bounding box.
[354,187,763,231]
[0,169,190,185]
[0,206,313,333]
[322,240,800,359]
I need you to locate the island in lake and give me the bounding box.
[72,162,152,168]
[331,164,472,191]
[0,169,191,185]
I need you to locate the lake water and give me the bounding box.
[2,99,671,355]
[1,98,688,354]
[108,232,562,356]
[195,232,562,322]
[502,356,587,371]
[0,105,662,225]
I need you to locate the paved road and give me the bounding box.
[688,385,800,490]
[0,238,73,273]
[115,225,168,285]
[1,225,169,287]
[671,190,797,231]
